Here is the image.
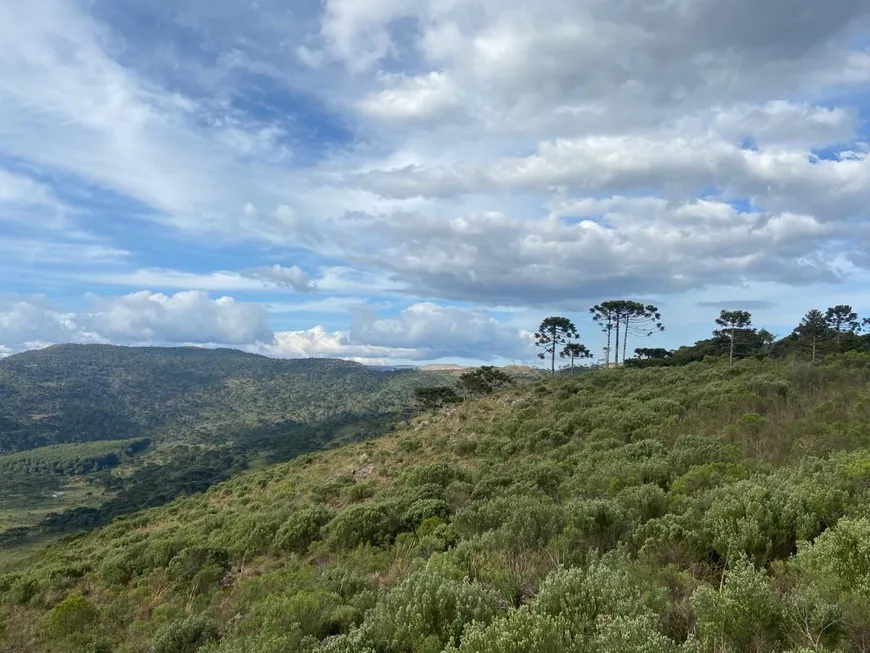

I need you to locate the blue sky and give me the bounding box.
[1,1,870,365]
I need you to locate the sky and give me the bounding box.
[1,1,870,366]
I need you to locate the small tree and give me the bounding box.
[793,309,828,362]
[825,305,859,348]
[413,386,460,415]
[714,310,754,365]
[560,343,593,372]
[535,317,579,376]
[458,366,513,397]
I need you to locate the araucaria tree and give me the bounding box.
[714,310,753,365]
[793,309,828,362]
[458,366,513,398]
[413,386,459,415]
[535,317,579,376]
[560,343,593,373]
[825,305,859,348]
[592,301,664,364]
[590,304,617,365]
[619,301,665,363]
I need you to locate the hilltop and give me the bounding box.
[4,356,870,652]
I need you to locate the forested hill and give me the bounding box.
[0,344,424,454]
[5,356,870,652]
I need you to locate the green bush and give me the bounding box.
[327,501,404,548]
[167,547,230,585]
[274,506,333,553]
[44,594,98,640]
[154,615,220,653]
[691,557,781,652]
[361,566,502,651]
[451,606,577,653]
[6,575,39,605]
[534,551,664,636]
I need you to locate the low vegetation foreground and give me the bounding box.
[3,355,870,652]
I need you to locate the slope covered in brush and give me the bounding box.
[4,356,870,652]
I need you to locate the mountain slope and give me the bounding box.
[0,344,423,453]
[0,345,444,542]
[4,356,870,652]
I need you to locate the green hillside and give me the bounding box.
[0,345,441,545]
[4,356,870,652]
[0,344,425,454]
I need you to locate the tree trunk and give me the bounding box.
[550,328,556,376]
[729,327,735,365]
[812,334,816,363]
[605,324,612,366]
[614,317,621,365]
[622,315,629,363]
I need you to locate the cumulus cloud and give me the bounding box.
[2,0,870,356]
[251,326,419,364]
[250,302,532,362]
[0,292,275,353]
[0,293,530,363]
[349,302,534,360]
[80,291,275,345]
[334,199,841,306]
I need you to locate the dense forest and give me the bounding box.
[0,344,430,453]
[4,355,870,652]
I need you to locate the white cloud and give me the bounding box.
[2,0,870,352]
[350,302,533,359]
[252,301,532,362]
[251,326,419,364]
[0,292,275,352]
[73,265,316,293]
[80,291,275,345]
[0,293,531,363]
[336,199,842,306]
[0,168,57,208]
[358,72,463,122]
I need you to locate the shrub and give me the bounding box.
[327,501,403,548]
[44,594,98,640]
[451,606,577,653]
[167,547,230,585]
[6,575,39,605]
[691,557,781,652]
[154,615,220,653]
[592,614,679,653]
[361,566,501,651]
[700,474,847,564]
[274,506,333,553]
[402,499,450,531]
[534,551,664,636]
